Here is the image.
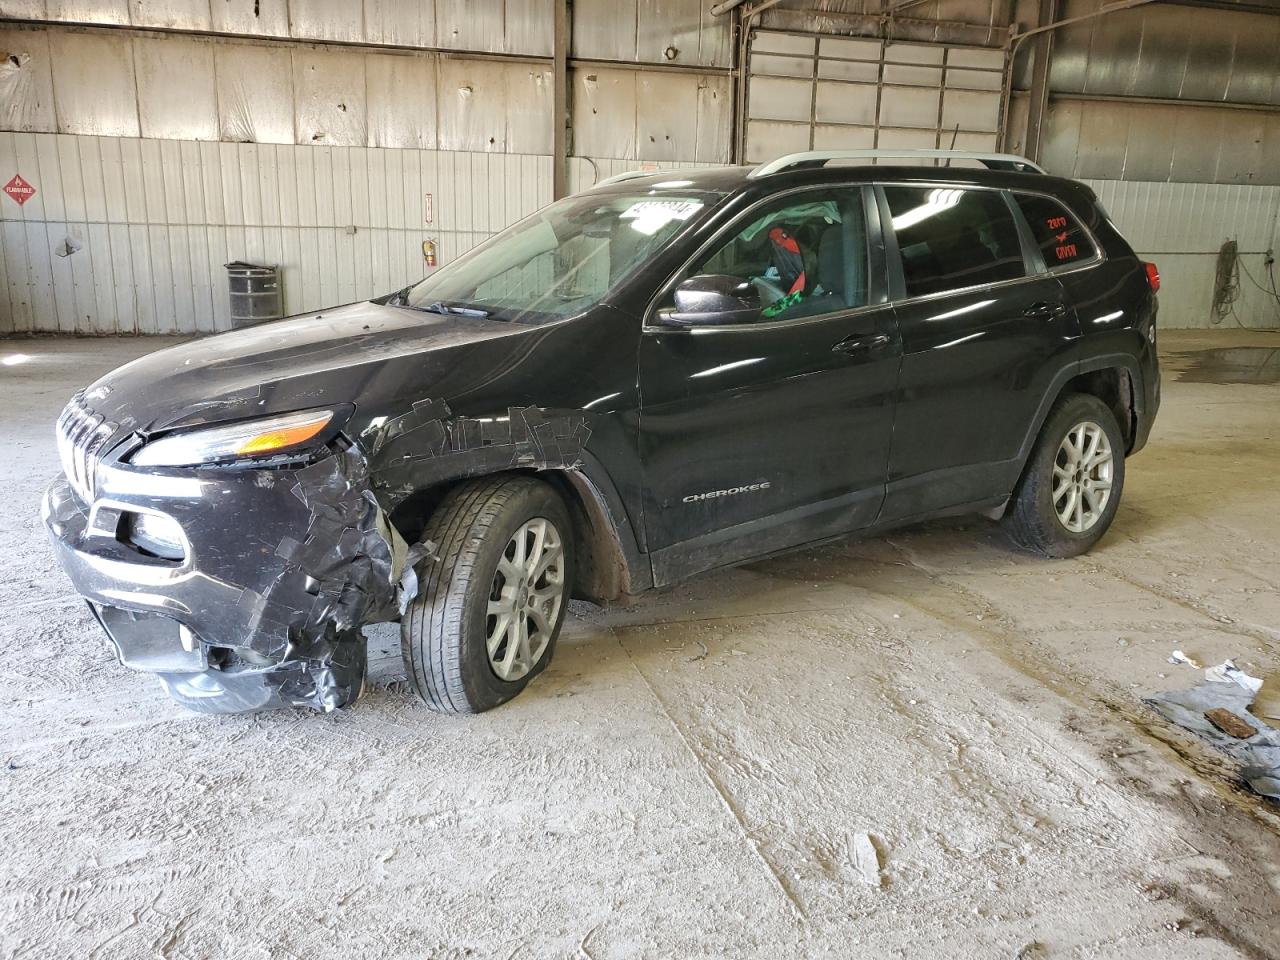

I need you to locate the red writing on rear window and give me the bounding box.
[1015,193,1097,269]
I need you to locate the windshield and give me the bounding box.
[401,190,717,323]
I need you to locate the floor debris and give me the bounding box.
[1147,659,1280,801]
[851,832,883,888]
[1204,659,1263,695]
[1204,707,1256,739]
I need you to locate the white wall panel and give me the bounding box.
[215,46,280,144]
[46,0,129,23]
[47,32,139,137]
[574,69,638,159]
[572,67,727,163]
[0,0,46,15]
[135,36,218,141]
[636,72,703,161]
[0,31,56,133]
[364,0,436,48]
[694,76,731,164]
[3,26,731,166]
[3,0,560,55]
[208,0,290,37]
[2,133,570,334]
[293,50,368,147]
[1083,179,1280,329]
[366,55,437,150]
[289,0,364,43]
[127,0,212,29]
[0,131,727,334]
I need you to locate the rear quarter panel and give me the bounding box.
[1059,185,1159,448]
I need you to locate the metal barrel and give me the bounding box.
[225,261,283,327]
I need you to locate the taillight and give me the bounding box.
[1144,261,1160,292]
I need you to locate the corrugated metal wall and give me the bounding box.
[0,2,731,334]
[0,0,736,64]
[1029,0,1280,185]
[4,1,1280,333]
[7,126,1271,334]
[0,24,731,158]
[0,130,716,334]
[1083,179,1280,330]
[0,133,549,333]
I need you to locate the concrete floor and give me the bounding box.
[2,329,1279,959]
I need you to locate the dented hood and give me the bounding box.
[78,300,540,435]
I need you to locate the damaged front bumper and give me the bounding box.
[42,449,406,713]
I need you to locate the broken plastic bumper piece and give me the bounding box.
[42,449,399,713]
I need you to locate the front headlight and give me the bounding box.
[131,409,336,467]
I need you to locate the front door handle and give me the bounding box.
[833,332,891,356]
[1024,300,1067,320]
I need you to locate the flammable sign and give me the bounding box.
[4,174,35,206]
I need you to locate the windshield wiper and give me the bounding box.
[419,300,491,318]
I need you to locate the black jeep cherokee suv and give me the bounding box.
[44,149,1160,715]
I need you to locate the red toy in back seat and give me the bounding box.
[767,226,806,295]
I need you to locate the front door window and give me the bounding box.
[673,189,870,323]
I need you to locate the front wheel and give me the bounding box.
[1003,393,1126,558]
[401,475,573,714]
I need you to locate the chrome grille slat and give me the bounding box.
[55,394,111,503]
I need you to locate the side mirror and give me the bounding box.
[656,274,761,327]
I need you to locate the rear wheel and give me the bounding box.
[401,475,572,714]
[1003,393,1126,558]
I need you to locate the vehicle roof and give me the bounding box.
[586,163,1093,206]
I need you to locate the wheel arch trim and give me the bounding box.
[1017,353,1144,468]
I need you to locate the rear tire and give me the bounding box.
[1003,393,1126,558]
[401,475,573,714]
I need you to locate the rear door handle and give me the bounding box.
[1024,300,1067,320]
[833,332,891,356]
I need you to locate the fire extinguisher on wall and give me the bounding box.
[422,238,438,268]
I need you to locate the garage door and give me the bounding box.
[743,31,1007,163]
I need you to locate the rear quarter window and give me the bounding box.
[1012,193,1098,269]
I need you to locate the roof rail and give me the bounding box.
[749,149,1046,178]
[593,167,708,188]
[594,170,658,187]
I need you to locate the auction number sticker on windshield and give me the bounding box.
[620,200,703,222]
[621,199,704,235]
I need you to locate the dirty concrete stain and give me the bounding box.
[5,330,1280,959]
[1174,346,1280,384]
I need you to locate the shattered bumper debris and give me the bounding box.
[42,449,408,714]
[1146,659,1280,801]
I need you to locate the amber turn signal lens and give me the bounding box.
[235,412,333,456]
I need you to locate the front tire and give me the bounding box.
[401,475,573,714]
[1003,393,1126,558]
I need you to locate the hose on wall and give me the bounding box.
[1211,239,1280,329]
[1211,239,1241,324]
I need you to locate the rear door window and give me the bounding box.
[1012,193,1097,269]
[882,186,1026,299]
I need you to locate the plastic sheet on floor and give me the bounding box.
[1146,660,1280,801]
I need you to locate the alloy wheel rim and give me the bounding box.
[1052,420,1114,534]
[486,517,565,682]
